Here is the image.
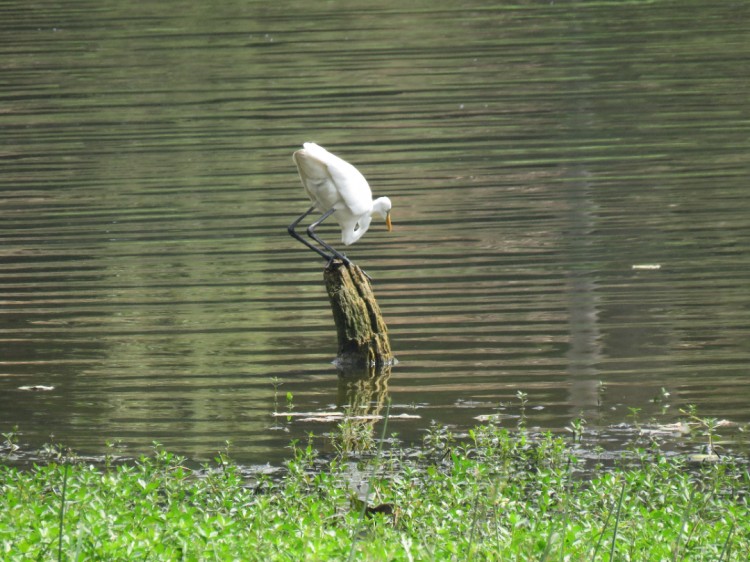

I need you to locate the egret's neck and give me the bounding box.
[372,197,391,218]
[341,213,372,245]
[341,197,390,246]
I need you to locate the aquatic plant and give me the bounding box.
[1,416,747,560]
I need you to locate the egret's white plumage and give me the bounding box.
[288,143,392,272]
[293,142,392,245]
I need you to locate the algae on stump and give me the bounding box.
[323,261,393,370]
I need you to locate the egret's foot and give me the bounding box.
[341,257,373,282]
[324,258,352,276]
[324,258,372,281]
[350,263,373,282]
[325,256,350,269]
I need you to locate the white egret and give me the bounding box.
[288,142,392,270]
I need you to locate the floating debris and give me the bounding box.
[271,411,420,422]
[632,264,661,270]
[474,413,510,422]
[18,385,55,391]
[686,452,721,464]
[638,421,691,435]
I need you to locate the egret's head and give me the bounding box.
[373,196,393,232]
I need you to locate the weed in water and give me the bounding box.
[271,377,282,414]
[329,411,375,457]
[680,405,723,458]
[1,426,20,460]
[596,380,607,409]
[516,390,529,428]
[627,406,642,430]
[566,415,587,444]
[422,420,455,461]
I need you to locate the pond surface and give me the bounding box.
[2,0,749,465]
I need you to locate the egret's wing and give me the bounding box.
[299,143,372,216]
[293,149,340,210]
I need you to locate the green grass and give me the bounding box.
[1,422,748,561]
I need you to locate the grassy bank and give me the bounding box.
[1,420,748,560]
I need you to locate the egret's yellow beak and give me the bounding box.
[385,212,393,232]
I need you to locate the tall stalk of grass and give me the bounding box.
[671,489,696,561]
[466,469,497,562]
[591,484,616,560]
[718,521,735,562]
[539,519,556,562]
[609,481,627,561]
[57,463,69,562]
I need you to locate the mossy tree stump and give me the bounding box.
[323,260,393,371]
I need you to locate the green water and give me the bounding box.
[2,0,749,464]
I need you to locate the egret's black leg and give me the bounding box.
[288,205,331,261]
[307,208,352,266]
[307,209,374,281]
[290,206,373,281]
